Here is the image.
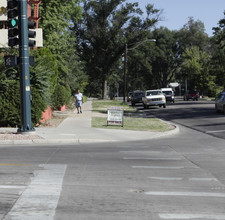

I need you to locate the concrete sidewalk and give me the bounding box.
[0,100,179,145]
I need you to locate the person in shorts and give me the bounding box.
[74,89,84,114]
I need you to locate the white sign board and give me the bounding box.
[107,108,124,127]
[0,0,7,21]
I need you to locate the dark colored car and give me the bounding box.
[184,91,199,101]
[131,90,144,106]
[127,92,132,102]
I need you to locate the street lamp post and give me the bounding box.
[123,44,127,103]
[123,39,156,103]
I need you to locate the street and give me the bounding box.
[1,98,225,220]
[134,97,225,140]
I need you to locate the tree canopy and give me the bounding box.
[1,1,225,126]
[72,0,161,98]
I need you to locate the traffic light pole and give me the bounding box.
[17,0,34,133]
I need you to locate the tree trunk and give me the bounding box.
[102,80,107,99]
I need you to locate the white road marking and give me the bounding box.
[159,213,225,219]
[148,177,218,181]
[120,151,162,153]
[206,130,225,134]
[132,166,185,169]
[189,178,218,181]
[60,133,76,136]
[4,164,67,220]
[145,191,225,197]
[149,177,183,181]
[123,157,182,160]
[0,185,25,189]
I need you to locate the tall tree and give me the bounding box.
[181,46,214,95]
[72,0,160,98]
[39,0,83,87]
[176,17,209,52]
[151,27,179,88]
[176,17,211,92]
[211,11,225,89]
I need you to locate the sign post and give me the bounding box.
[17,0,35,133]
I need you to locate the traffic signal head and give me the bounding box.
[7,0,19,47]
[28,20,36,47]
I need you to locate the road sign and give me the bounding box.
[0,0,7,21]
[4,55,35,67]
[4,55,18,67]
[107,107,124,127]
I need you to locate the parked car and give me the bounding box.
[161,88,175,103]
[215,91,225,114]
[131,90,145,106]
[142,89,166,109]
[127,92,132,102]
[184,91,199,101]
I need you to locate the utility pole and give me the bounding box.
[123,43,127,103]
[122,39,156,103]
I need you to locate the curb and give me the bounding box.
[0,125,180,146]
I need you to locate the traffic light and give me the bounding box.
[7,0,19,47]
[28,20,36,47]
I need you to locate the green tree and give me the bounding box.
[151,28,179,88]
[176,17,211,93]
[30,48,58,105]
[39,0,83,87]
[211,11,225,89]
[72,0,160,98]
[181,46,214,95]
[176,17,209,52]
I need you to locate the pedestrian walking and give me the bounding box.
[74,89,84,114]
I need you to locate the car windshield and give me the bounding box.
[189,91,198,94]
[146,91,162,96]
[134,92,143,97]
[163,91,172,95]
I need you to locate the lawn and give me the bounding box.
[92,100,174,132]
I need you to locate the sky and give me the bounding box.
[135,0,225,36]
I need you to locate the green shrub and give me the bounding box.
[0,81,21,127]
[31,88,47,126]
[51,84,71,109]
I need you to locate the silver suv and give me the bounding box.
[215,92,225,114]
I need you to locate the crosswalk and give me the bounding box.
[120,146,225,220]
[3,164,67,220]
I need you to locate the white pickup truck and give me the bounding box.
[142,89,166,109]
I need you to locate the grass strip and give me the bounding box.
[92,99,174,132]
[92,116,174,132]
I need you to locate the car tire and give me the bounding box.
[163,104,166,108]
[215,104,220,113]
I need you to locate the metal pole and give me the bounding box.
[123,44,127,103]
[17,0,35,133]
[185,78,188,93]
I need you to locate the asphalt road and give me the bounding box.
[1,132,225,220]
[134,97,225,140]
[1,97,225,219]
